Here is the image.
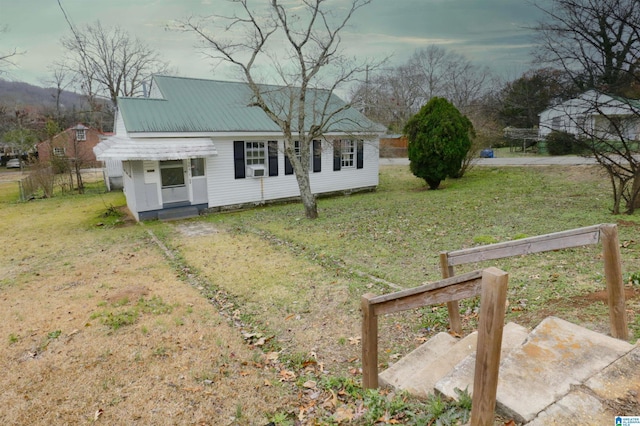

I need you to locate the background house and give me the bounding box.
[94,75,383,221]
[37,124,103,167]
[538,90,640,141]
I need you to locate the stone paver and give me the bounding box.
[434,322,529,400]
[494,317,633,423]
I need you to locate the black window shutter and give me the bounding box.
[233,141,245,179]
[268,141,279,176]
[357,139,364,169]
[284,154,293,175]
[333,140,341,171]
[313,140,322,173]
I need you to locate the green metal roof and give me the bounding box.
[118,75,383,134]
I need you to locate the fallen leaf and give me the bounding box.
[264,352,279,363]
[504,420,516,426]
[303,380,317,389]
[279,369,296,382]
[94,409,104,421]
[333,406,354,422]
[348,336,361,345]
[285,313,295,321]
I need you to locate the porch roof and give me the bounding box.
[94,136,217,161]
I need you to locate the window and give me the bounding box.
[245,141,265,166]
[160,160,185,187]
[75,129,86,141]
[551,117,562,131]
[334,139,363,171]
[53,147,65,157]
[340,139,355,168]
[190,158,205,177]
[234,140,279,178]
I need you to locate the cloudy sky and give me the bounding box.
[0,0,548,88]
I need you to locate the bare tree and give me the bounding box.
[535,0,640,213]
[41,65,73,120]
[183,0,378,219]
[58,3,170,110]
[0,25,21,74]
[350,64,420,133]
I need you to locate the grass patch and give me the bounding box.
[91,296,173,331]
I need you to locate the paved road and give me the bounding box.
[380,156,598,166]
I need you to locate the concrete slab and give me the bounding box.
[379,332,458,395]
[494,317,634,424]
[435,322,530,400]
[525,389,613,426]
[585,345,640,411]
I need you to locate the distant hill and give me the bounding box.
[0,78,90,111]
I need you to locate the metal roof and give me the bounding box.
[94,136,217,161]
[118,75,384,134]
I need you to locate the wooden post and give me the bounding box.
[440,252,462,335]
[361,293,378,389]
[600,224,629,340]
[470,267,508,426]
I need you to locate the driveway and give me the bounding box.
[380,156,598,166]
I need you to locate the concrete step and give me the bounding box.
[157,206,199,221]
[379,332,457,395]
[435,322,530,399]
[491,317,633,424]
[526,345,639,425]
[380,322,527,399]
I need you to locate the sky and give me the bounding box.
[0,0,548,90]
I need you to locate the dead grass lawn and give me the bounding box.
[0,193,295,425]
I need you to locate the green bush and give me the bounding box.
[545,130,582,155]
[404,97,474,189]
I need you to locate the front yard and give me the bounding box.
[1,164,638,425]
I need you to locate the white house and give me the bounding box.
[538,90,640,141]
[94,75,384,221]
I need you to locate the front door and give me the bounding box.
[160,160,189,205]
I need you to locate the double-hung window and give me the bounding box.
[245,141,266,177]
[75,129,86,141]
[340,139,355,168]
[245,141,266,166]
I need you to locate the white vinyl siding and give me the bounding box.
[206,138,378,209]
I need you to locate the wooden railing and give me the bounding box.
[360,224,628,424]
[441,223,628,340]
[362,267,509,425]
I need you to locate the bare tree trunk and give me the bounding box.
[75,160,84,194]
[628,169,640,213]
[294,169,318,219]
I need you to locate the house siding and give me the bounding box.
[206,138,378,209]
[539,91,640,140]
[125,161,162,214]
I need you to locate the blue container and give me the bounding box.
[480,148,494,158]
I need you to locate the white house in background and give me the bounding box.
[538,90,640,141]
[94,75,384,221]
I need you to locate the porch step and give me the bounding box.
[379,316,636,424]
[490,317,634,424]
[157,206,200,221]
[526,345,640,424]
[434,322,529,398]
[379,322,527,398]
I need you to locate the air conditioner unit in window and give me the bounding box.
[247,165,265,178]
